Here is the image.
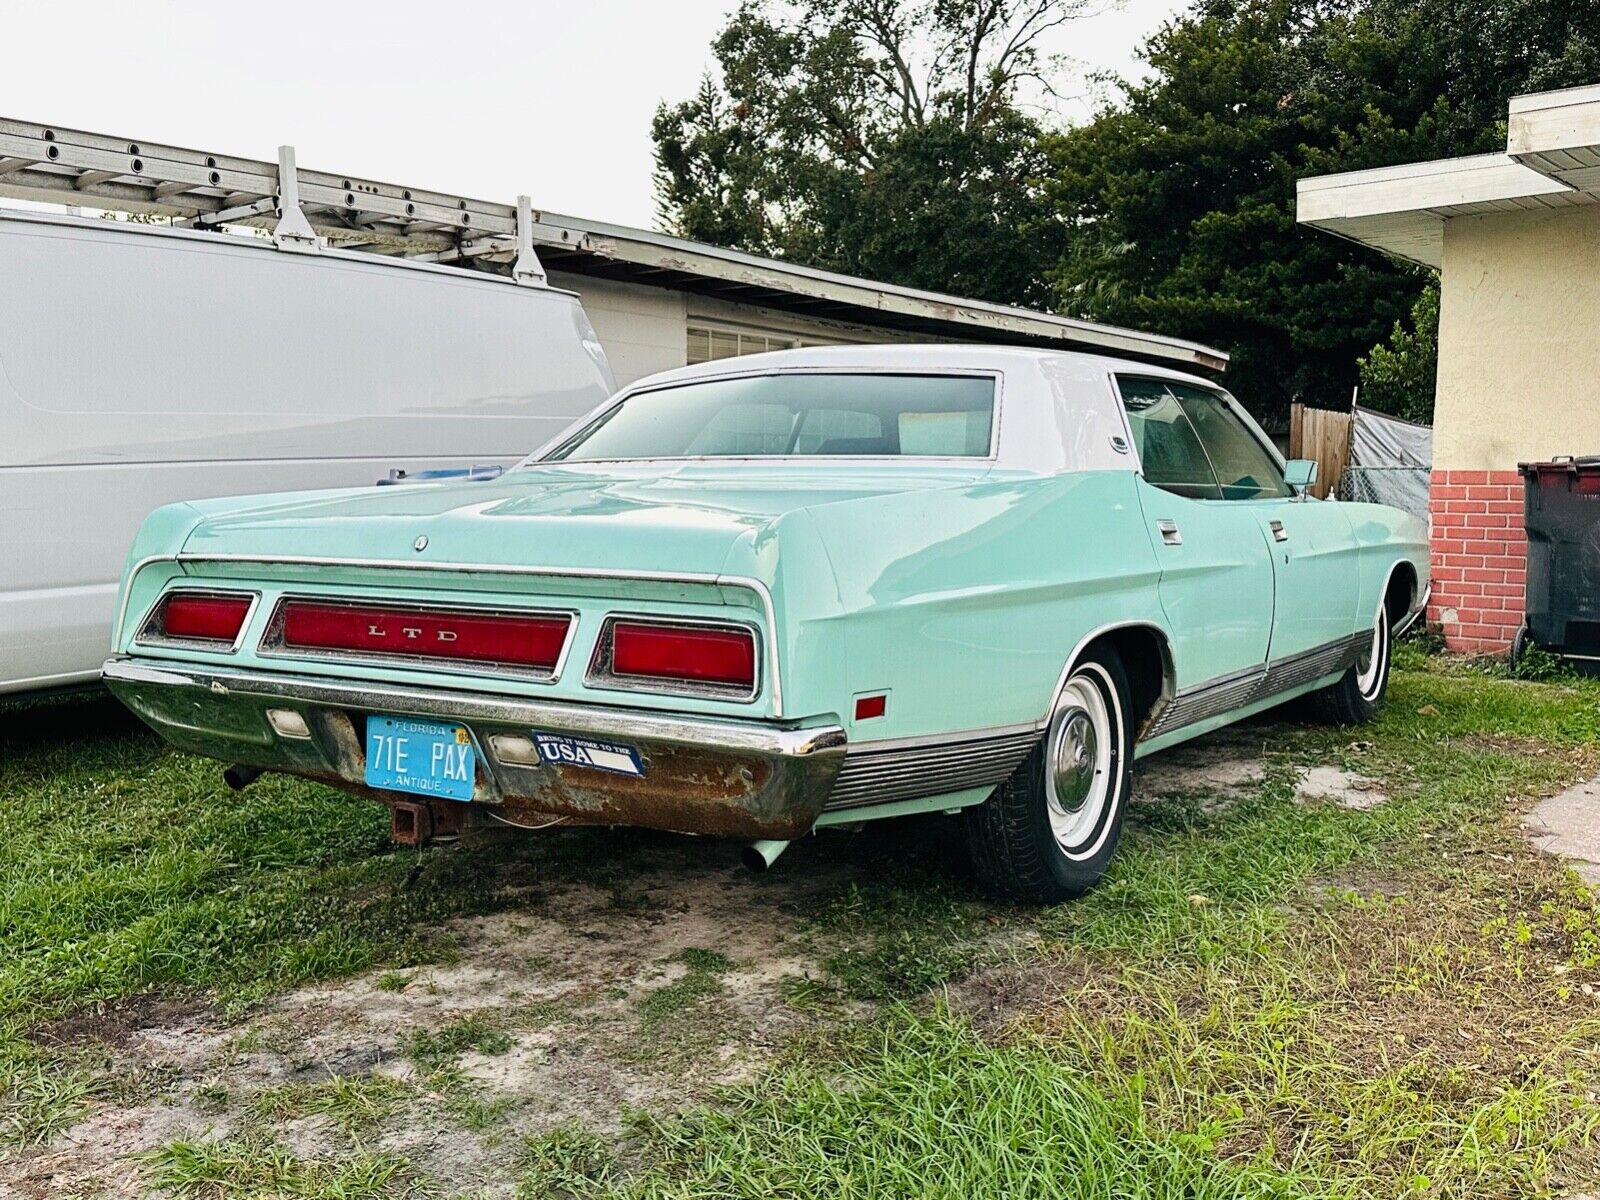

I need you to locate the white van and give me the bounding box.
[0,208,615,695]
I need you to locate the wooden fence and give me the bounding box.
[1288,404,1353,499]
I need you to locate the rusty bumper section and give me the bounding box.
[102,657,847,839]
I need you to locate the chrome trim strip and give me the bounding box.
[1146,631,1371,740]
[843,719,1044,755]
[256,593,580,685]
[122,553,787,717]
[585,612,763,704]
[132,587,263,655]
[824,727,1040,811]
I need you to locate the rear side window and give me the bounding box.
[1117,378,1221,500]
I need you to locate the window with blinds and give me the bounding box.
[686,324,802,365]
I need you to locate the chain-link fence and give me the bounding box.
[1338,464,1430,521]
[1337,407,1432,523]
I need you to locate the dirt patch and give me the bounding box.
[1525,772,1600,885]
[946,955,1097,1038]
[3,835,863,1199]
[1135,725,1386,812]
[1297,764,1387,810]
[1134,728,1272,807]
[31,992,214,1053]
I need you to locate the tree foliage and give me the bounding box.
[1359,281,1438,424]
[1048,0,1600,424]
[652,0,1087,306]
[657,0,1600,424]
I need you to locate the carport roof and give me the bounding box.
[532,210,1229,370]
[1296,84,1600,267]
[0,114,1227,373]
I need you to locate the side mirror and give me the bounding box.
[1284,458,1318,495]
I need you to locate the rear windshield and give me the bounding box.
[542,373,996,461]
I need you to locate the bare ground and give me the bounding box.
[0,727,1421,1198]
[6,837,868,1199]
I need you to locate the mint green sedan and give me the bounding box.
[103,347,1428,904]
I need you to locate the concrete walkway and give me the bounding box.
[1524,774,1600,885]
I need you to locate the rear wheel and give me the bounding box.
[1307,601,1391,725]
[964,646,1134,904]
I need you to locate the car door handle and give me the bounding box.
[1269,519,1288,543]
[1156,519,1182,546]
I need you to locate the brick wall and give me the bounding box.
[1428,469,1526,653]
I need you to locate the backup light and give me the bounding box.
[266,708,311,739]
[609,621,757,690]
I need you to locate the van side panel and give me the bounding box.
[0,213,615,693]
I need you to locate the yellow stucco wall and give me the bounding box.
[1435,204,1600,471]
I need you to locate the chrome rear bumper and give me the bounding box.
[102,656,846,839]
[1395,582,1432,636]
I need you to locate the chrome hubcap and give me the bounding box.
[1052,710,1098,814]
[1045,672,1116,855]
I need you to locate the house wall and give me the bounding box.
[547,272,686,387]
[548,271,939,389]
[1429,205,1600,652]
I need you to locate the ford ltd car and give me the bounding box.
[102,346,1428,904]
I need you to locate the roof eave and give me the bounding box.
[1297,85,1600,262]
[530,212,1229,372]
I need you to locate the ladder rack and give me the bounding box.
[0,117,551,284]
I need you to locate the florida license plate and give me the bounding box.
[365,715,475,801]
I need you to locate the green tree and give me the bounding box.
[652,0,1084,306]
[1047,0,1600,425]
[1359,281,1438,423]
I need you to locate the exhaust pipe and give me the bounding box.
[223,764,263,791]
[741,839,790,873]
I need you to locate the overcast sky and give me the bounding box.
[4,0,1186,230]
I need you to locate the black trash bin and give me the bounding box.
[1517,456,1600,675]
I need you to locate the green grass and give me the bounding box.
[617,1005,1322,1199]
[518,1119,616,1198]
[141,1133,417,1199]
[404,1014,513,1072]
[6,654,1600,1197]
[248,1073,413,1131]
[584,653,1600,1198]
[636,948,732,1026]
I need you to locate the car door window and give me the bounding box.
[1117,378,1223,500]
[1167,385,1292,500]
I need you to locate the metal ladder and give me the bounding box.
[0,117,549,284]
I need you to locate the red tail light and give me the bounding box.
[276,600,570,672]
[149,591,254,644]
[608,620,757,690]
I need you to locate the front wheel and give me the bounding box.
[964,646,1134,904]
[1306,600,1392,725]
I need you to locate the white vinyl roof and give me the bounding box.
[1297,84,1600,267]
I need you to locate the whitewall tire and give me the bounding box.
[1308,600,1392,725]
[965,646,1134,904]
